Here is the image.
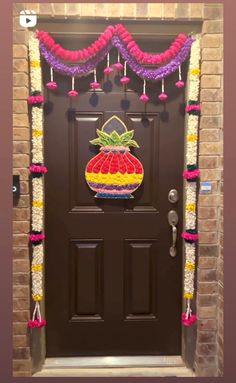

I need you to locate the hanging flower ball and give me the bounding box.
[28,319,46,328]
[27,92,44,105]
[175,80,185,88]
[46,81,58,90]
[113,62,124,70]
[139,94,149,103]
[181,313,197,326]
[104,67,113,75]
[90,81,100,89]
[120,76,130,85]
[158,92,168,101]
[68,90,78,97]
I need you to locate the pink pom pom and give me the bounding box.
[182,313,197,326]
[158,92,168,101]
[175,80,185,88]
[38,319,46,328]
[90,81,100,89]
[104,66,113,75]
[68,90,78,97]
[28,320,37,328]
[139,94,149,103]
[113,62,124,70]
[120,76,130,85]
[46,81,58,90]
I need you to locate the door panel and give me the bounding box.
[43,37,187,356]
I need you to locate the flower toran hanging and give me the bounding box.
[27,25,201,329]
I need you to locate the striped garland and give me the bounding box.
[182,35,201,326]
[28,33,47,328]
[27,31,200,329]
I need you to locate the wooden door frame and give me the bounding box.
[31,18,202,374]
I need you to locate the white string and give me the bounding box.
[50,67,53,82]
[107,52,110,67]
[32,302,38,321]
[94,68,97,82]
[161,78,164,93]
[124,61,127,76]
[117,50,120,63]
[37,302,42,322]
[143,79,146,94]
[179,65,182,81]
[72,76,75,90]
[186,299,192,319]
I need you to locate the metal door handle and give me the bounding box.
[168,210,178,257]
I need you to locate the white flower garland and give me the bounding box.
[182,35,201,325]
[28,33,46,327]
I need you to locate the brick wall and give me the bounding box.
[12,3,223,377]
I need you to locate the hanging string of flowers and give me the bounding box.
[181,35,201,326]
[36,24,188,65]
[27,33,46,328]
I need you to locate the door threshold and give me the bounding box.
[33,356,195,377]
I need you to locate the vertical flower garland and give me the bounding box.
[28,33,47,328]
[182,35,201,326]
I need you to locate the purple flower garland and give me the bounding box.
[39,36,194,81]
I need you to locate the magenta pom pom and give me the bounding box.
[104,66,113,75]
[46,81,58,90]
[158,92,168,101]
[183,169,200,180]
[182,313,197,326]
[181,231,199,241]
[120,76,130,85]
[27,94,44,104]
[68,90,78,97]
[175,80,185,88]
[90,81,100,89]
[139,93,149,103]
[28,319,46,328]
[113,62,124,70]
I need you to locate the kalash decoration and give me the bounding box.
[85,116,144,199]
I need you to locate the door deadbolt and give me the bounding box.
[168,189,179,203]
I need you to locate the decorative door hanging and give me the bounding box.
[27,26,201,330]
[85,116,144,199]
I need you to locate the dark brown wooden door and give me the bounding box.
[43,36,187,357]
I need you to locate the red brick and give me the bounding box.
[197,305,217,319]
[198,207,217,219]
[13,359,31,372]
[13,335,29,348]
[198,282,218,294]
[198,319,217,331]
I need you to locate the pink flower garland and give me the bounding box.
[29,233,45,242]
[183,169,200,180]
[181,231,199,242]
[30,164,48,174]
[36,25,188,65]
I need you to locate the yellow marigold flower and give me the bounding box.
[184,292,193,299]
[185,262,195,270]
[186,203,196,212]
[31,264,43,272]
[32,129,43,137]
[31,59,40,67]
[190,68,200,76]
[187,134,198,142]
[33,200,44,208]
[33,293,43,301]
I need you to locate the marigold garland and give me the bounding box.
[182,35,201,326]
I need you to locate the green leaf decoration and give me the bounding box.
[110,130,121,144]
[90,138,103,146]
[127,140,140,148]
[120,130,134,142]
[89,128,140,147]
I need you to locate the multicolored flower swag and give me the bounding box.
[28,33,46,328]
[181,35,201,326]
[36,24,194,100]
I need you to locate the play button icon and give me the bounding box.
[19,10,37,28]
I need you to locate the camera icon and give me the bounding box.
[19,10,37,28]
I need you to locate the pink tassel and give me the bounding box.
[120,76,130,85]
[46,81,58,90]
[182,312,197,326]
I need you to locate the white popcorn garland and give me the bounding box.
[182,35,201,326]
[28,34,46,328]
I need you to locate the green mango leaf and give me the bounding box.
[110,130,121,145]
[89,138,103,146]
[96,129,111,140]
[127,139,140,148]
[120,130,134,142]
